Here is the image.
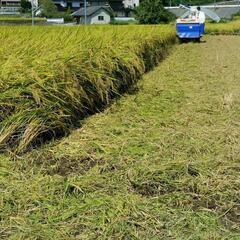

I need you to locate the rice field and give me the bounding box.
[1,35,240,239]
[0,17,240,239]
[1,18,240,154]
[0,25,176,153]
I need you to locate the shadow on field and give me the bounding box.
[179,39,207,44]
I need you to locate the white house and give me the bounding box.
[72,6,113,24]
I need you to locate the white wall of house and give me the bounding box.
[90,9,111,24]
[79,9,111,24]
[123,0,139,9]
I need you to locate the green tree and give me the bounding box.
[20,0,31,13]
[135,0,175,24]
[64,7,73,22]
[40,0,57,17]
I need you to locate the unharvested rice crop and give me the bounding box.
[206,17,240,34]
[0,25,175,153]
[0,17,46,25]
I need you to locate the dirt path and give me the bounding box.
[1,36,240,239]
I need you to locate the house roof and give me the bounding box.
[71,6,113,17]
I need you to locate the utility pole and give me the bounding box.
[31,0,40,26]
[84,0,87,24]
[32,0,34,26]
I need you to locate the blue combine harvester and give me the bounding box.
[176,5,206,41]
[176,20,204,41]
